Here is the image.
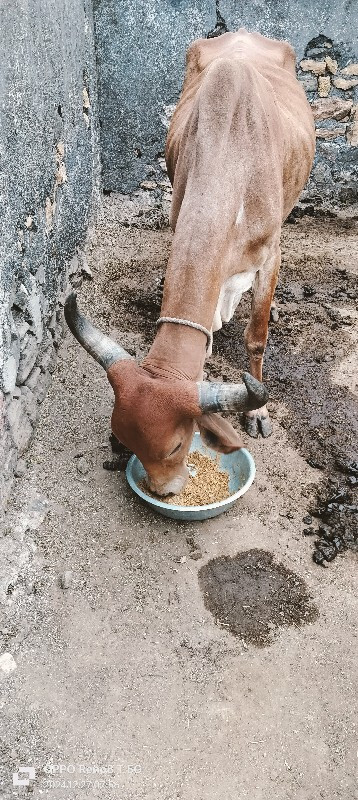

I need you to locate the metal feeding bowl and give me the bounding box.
[126,432,256,521]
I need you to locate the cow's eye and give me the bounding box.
[169,442,182,456]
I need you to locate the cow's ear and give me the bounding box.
[197,413,244,453]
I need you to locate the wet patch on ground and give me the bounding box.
[198,549,319,646]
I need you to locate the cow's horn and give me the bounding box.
[197,372,268,413]
[64,292,132,370]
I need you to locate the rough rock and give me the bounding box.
[316,124,347,140]
[16,333,38,385]
[341,63,358,76]
[25,366,41,391]
[3,356,17,395]
[27,285,43,342]
[140,181,158,190]
[7,398,33,453]
[14,459,27,478]
[40,341,57,374]
[0,653,17,674]
[325,56,338,74]
[318,76,331,97]
[310,98,353,121]
[300,59,326,75]
[346,111,358,146]
[21,386,38,426]
[76,457,89,475]
[333,77,358,90]
[13,284,29,311]
[14,492,50,536]
[16,321,30,341]
[33,371,51,404]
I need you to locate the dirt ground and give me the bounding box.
[1,196,358,800]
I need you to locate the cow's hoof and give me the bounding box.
[245,416,259,438]
[244,411,273,439]
[258,414,273,438]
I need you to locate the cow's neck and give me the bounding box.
[143,322,207,381]
[143,224,224,380]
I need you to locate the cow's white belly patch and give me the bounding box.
[211,269,258,337]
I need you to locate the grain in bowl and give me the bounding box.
[142,450,230,506]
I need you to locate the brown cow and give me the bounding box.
[65,29,315,495]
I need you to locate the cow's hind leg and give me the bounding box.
[244,248,280,438]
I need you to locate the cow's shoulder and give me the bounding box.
[184,31,240,79]
[244,30,297,74]
[185,29,296,78]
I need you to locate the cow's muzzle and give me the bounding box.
[146,466,189,497]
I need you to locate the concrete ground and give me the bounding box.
[1,197,357,800]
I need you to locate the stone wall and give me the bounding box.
[0,0,101,516]
[92,0,213,192]
[93,0,358,211]
[297,37,358,211]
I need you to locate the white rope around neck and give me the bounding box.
[156,316,213,352]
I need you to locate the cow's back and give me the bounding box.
[166,30,315,224]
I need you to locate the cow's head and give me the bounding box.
[65,293,268,495]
